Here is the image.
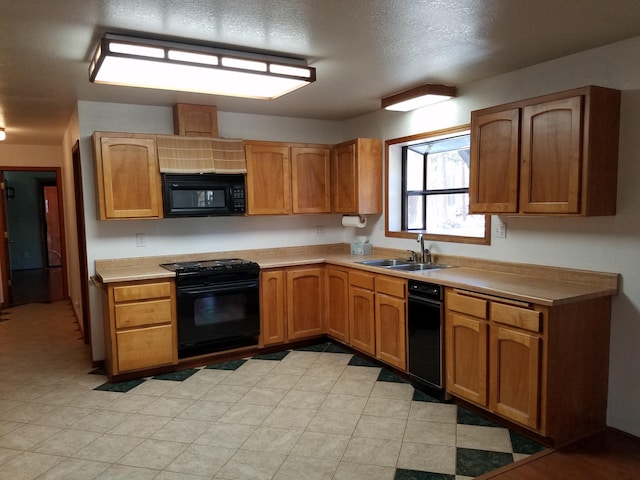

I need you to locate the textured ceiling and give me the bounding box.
[2,0,640,145]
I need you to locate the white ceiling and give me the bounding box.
[2,0,640,145]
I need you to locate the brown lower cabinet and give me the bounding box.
[259,266,324,346]
[102,279,177,378]
[445,287,611,444]
[260,265,408,372]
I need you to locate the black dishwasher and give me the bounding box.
[407,280,446,399]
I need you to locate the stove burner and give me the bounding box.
[160,258,259,274]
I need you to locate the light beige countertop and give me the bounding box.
[94,245,619,306]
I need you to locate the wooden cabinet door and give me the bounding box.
[94,133,162,219]
[116,324,175,372]
[287,268,324,340]
[375,293,407,370]
[469,108,520,213]
[245,143,291,214]
[260,270,287,346]
[173,103,219,137]
[490,326,541,429]
[349,284,376,356]
[332,138,382,215]
[520,96,583,214]
[445,311,489,406]
[325,267,349,342]
[291,146,332,213]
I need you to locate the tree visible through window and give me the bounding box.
[401,131,486,238]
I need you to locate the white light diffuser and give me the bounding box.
[382,84,457,111]
[89,34,316,99]
[0,129,5,141]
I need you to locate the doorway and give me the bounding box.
[1,169,67,306]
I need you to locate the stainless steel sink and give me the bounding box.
[356,258,410,267]
[387,263,451,271]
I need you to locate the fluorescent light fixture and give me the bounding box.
[382,84,457,111]
[0,128,5,141]
[89,33,316,99]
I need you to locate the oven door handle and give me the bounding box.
[178,279,259,295]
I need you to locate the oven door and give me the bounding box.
[176,278,260,357]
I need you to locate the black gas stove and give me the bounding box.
[160,258,260,276]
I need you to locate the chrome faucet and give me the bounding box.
[417,234,432,264]
[406,250,418,262]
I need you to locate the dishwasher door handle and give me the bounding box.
[408,295,442,308]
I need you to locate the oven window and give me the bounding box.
[171,188,226,208]
[194,294,245,326]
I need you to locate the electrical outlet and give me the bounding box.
[315,225,325,236]
[136,233,146,247]
[493,222,507,238]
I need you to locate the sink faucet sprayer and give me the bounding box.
[416,234,432,264]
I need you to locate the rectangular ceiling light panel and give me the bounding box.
[89,34,316,99]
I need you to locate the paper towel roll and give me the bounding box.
[341,215,367,228]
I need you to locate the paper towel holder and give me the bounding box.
[341,214,367,228]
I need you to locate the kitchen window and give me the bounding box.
[386,125,489,244]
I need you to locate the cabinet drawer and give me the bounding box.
[350,271,375,290]
[115,298,173,328]
[113,282,172,302]
[116,324,175,372]
[446,290,488,319]
[491,303,541,332]
[376,276,406,298]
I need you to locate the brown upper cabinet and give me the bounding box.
[244,140,332,215]
[469,86,621,216]
[332,138,383,215]
[173,104,219,137]
[93,132,163,220]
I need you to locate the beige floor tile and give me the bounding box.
[73,433,144,463]
[397,442,457,474]
[456,476,475,480]
[32,387,85,406]
[241,426,303,454]
[278,389,327,409]
[255,373,302,390]
[456,424,513,452]
[343,436,402,467]
[155,471,210,480]
[219,371,265,387]
[184,368,232,385]
[0,402,57,423]
[36,457,109,480]
[353,415,407,440]
[0,451,64,480]
[404,419,457,445]
[108,413,171,438]
[314,352,353,366]
[0,419,22,436]
[279,350,321,367]
[319,393,368,415]
[333,461,396,480]
[237,386,288,406]
[72,409,130,433]
[34,428,101,456]
[95,463,159,480]
[151,417,212,443]
[330,378,376,396]
[363,396,411,419]
[0,399,21,415]
[195,422,256,448]
[66,389,122,409]
[513,452,530,462]
[218,403,273,425]
[269,362,310,376]
[289,431,350,460]
[177,399,234,421]
[166,443,235,476]
[305,364,347,378]
[216,448,286,480]
[0,384,55,402]
[272,455,339,480]
[118,438,187,470]
[139,396,194,417]
[262,406,316,429]
[369,381,415,400]
[0,423,60,450]
[236,359,280,374]
[104,394,157,414]
[163,381,212,400]
[339,365,382,381]
[128,379,180,396]
[292,375,337,393]
[306,410,361,436]
[408,401,458,423]
[202,384,250,403]
[31,405,94,428]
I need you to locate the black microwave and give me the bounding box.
[162,173,246,217]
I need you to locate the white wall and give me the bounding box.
[78,35,640,437]
[344,36,640,437]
